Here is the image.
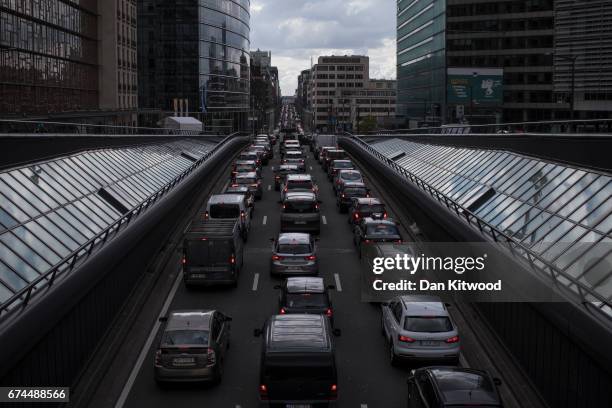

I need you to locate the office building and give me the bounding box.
[138,0,250,133]
[251,49,271,68]
[0,0,137,125]
[346,79,397,130]
[397,0,560,125]
[296,69,311,110]
[250,51,280,132]
[554,0,612,118]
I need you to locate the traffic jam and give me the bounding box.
[151,104,505,408]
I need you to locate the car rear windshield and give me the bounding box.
[264,364,334,381]
[286,293,329,308]
[277,243,311,254]
[328,151,346,159]
[334,162,353,168]
[236,177,258,184]
[236,164,254,171]
[161,330,209,346]
[435,371,493,393]
[186,240,232,266]
[360,204,385,213]
[366,224,399,236]
[404,316,453,332]
[344,187,368,196]
[240,153,257,159]
[341,172,362,181]
[209,204,240,218]
[284,201,317,213]
[287,180,312,189]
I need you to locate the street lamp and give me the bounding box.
[469,71,478,119]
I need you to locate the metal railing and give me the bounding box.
[342,132,612,314]
[0,132,244,318]
[365,118,612,136]
[0,118,223,136]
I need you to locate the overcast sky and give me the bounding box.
[249,0,397,96]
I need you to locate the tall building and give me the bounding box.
[554,0,612,118]
[346,79,397,130]
[310,55,369,130]
[138,0,250,133]
[397,0,561,125]
[296,69,311,110]
[251,49,271,68]
[250,51,280,132]
[0,0,137,125]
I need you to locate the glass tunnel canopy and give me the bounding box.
[0,138,217,309]
[369,138,612,311]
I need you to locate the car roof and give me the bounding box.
[287,174,312,181]
[285,150,302,154]
[235,172,257,178]
[235,160,256,165]
[338,169,361,175]
[426,367,500,406]
[331,160,352,165]
[226,185,249,192]
[166,310,214,331]
[285,191,317,201]
[279,164,299,169]
[267,314,330,350]
[362,218,396,226]
[355,197,382,204]
[286,277,325,293]
[278,232,311,245]
[343,181,367,188]
[398,295,448,316]
[208,194,245,204]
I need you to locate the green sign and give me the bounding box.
[447,68,503,104]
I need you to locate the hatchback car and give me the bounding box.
[333,169,364,194]
[281,174,318,201]
[238,150,261,166]
[323,149,347,171]
[248,146,268,165]
[224,185,255,211]
[233,172,263,200]
[231,160,261,179]
[281,157,306,172]
[280,192,321,234]
[407,366,503,407]
[283,149,305,161]
[275,277,334,325]
[327,159,354,181]
[273,164,300,190]
[269,233,319,276]
[353,218,402,256]
[336,181,369,212]
[154,310,232,384]
[318,146,335,164]
[348,197,387,224]
[382,295,460,365]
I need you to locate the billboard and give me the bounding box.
[447,68,503,104]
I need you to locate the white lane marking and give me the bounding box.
[361,404,368,408]
[115,269,183,408]
[262,215,267,225]
[309,166,313,170]
[252,273,259,291]
[334,273,342,292]
[322,215,327,225]
[267,184,271,191]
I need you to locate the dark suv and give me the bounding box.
[275,277,335,325]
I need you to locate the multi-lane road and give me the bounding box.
[85,134,536,408]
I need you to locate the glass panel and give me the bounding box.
[119,177,148,201]
[47,162,89,195]
[109,184,139,207]
[86,154,121,182]
[0,232,52,273]
[0,259,29,291]
[0,178,48,215]
[56,207,97,238]
[0,242,41,283]
[554,176,603,217]
[55,159,96,192]
[481,196,515,222]
[596,212,612,234]
[513,163,554,199]
[580,197,612,229]
[75,156,111,184]
[8,171,59,209]
[489,200,522,227]
[72,200,109,229]
[23,165,73,202]
[496,159,535,192]
[507,208,547,240]
[506,161,547,197]
[553,231,602,270]
[66,157,104,186]
[86,195,121,221]
[0,206,21,229]
[35,217,80,251]
[81,196,116,225]
[521,166,568,204]
[489,156,523,187]
[570,190,611,224]
[496,202,533,232]
[479,154,514,185]
[520,214,563,246]
[475,193,505,218]
[538,171,587,211]
[46,212,88,244]
[22,222,70,258]
[532,221,580,253]
[0,280,13,303]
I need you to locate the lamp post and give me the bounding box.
[469,71,478,120]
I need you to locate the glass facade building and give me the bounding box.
[138,0,250,133]
[0,0,99,116]
[396,0,446,124]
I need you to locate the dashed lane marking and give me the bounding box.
[322,215,327,225]
[267,184,271,191]
[252,273,260,291]
[262,215,267,225]
[334,273,342,292]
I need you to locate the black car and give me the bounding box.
[407,366,503,408]
[353,218,402,257]
[336,181,369,212]
[273,164,300,190]
[275,277,335,325]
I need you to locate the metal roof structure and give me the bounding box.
[368,137,612,314]
[0,138,218,314]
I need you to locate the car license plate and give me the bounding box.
[190,274,206,278]
[173,357,195,365]
[421,340,439,346]
[295,221,307,224]
[286,267,301,271]
[286,405,311,408]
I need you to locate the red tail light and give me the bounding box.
[364,239,371,244]
[154,350,162,366]
[354,213,360,219]
[259,384,268,399]
[181,257,186,265]
[341,193,345,198]
[229,254,236,264]
[383,212,388,219]
[231,183,238,187]
[240,210,245,219]
[445,336,460,344]
[204,211,209,220]
[329,384,338,399]
[284,187,288,192]
[280,307,286,314]
[251,184,258,187]
[398,334,415,343]
[275,176,280,179]
[206,348,216,366]
[326,308,333,317]
[272,254,283,261]
[304,255,316,261]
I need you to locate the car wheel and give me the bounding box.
[389,341,399,367]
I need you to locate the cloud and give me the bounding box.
[250,0,396,94]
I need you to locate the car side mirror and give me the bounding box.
[273,284,281,289]
[327,284,336,290]
[332,328,342,337]
[158,316,167,322]
[253,328,262,337]
[493,378,502,386]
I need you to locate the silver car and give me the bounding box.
[154,310,232,384]
[280,174,318,201]
[381,295,460,366]
[269,233,319,276]
[333,169,363,194]
[280,192,321,234]
[234,172,263,199]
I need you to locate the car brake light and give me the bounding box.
[259,384,268,399]
[154,349,162,366]
[326,308,333,317]
[364,239,371,244]
[275,176,280,179]
[240,210,245,219]
[395,239,402,243]
[181,257,186,265]
[445,336,460,344]
[341,193,345,198]
[354,213,360,219]
[204,211,209,220]
[232,183,238,187]
[329,384,338,399]
[280,307,286,314]
[383,212,388,219]
[398,334,415,343]
[206,348,216,366]
[251,183,258,187]
[272,255,283,261]
[304,255,316,261]
[229,254,236,264]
